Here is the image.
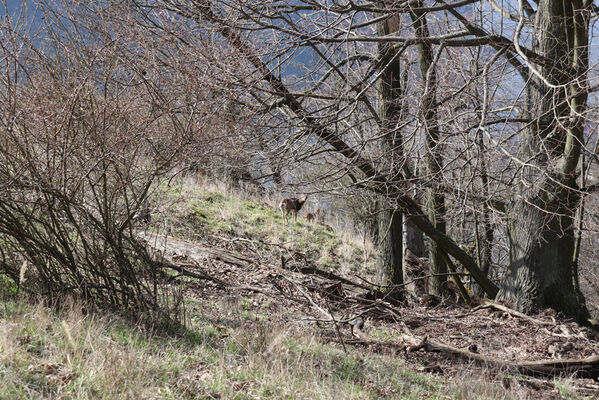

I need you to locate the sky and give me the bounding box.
[1,0,44,26]
[1,0,34,14]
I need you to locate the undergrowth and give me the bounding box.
[0,177,587,399]
[2,292,570,400]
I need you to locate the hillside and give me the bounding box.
[1,177,599,399]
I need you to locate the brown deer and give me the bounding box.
[305,207,320,223]
[279,196,308,224]
[316,210,325,225]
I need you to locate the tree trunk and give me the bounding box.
[410,5,447,296]
[404,216,425,258]
[472,127,494,296]
[376,208,403,286]
[498,0,591,322]
[375,11,404,287]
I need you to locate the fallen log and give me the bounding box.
[481,301,554,326]
[325,334,599,379]
[140,232,254,267]
[411,336,599,378]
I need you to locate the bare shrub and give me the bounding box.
[0,2,198,323]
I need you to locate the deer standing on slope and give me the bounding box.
[305,207,320,223]
[279,196,308,224]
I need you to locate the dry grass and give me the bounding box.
[0,177,588,399]
[3,292,588,399]
[4,294,575,400]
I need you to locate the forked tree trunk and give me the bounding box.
[498,0,591,322]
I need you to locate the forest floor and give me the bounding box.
[144,231,599,399]
[2,176,599,399]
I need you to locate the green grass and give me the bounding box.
[150,178,376,275]
[0,295,455,399]
[0,177,587,399]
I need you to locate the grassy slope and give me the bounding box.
[0,178,585,399]
[161,179,372,276]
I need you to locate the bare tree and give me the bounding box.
[496,0,593,320]
[10,0,598,322]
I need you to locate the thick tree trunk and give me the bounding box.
[404,217,424,258]
[502,187,587,319]
[376,208,403,286]
[375,11,404,287]
[410,6,447,296]
[498,0,591,322]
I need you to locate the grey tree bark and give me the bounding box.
[498,0,592,322]
[375,12,404,288]
[410,5,447,296]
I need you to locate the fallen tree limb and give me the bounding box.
[163,262,230,287]
[322,336,407,351]
[160,261,272,295]
[324,334,599,378]
[289,266,405,307]
[410,336,599,378]
[289,266,372,291]
[482,301,555,326]
[140,232,254,268]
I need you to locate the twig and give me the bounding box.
[325,300,347,353]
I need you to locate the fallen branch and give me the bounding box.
[409,336,599,378]
[290,266,404,307]
[161,262,230,287]
[160,261,272,295]
[325,334,599,379]
[288,266,372,291]
[322,336,407,351]
[140,232,254,268]
[482,301,554,326]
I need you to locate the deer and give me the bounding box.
[305,207,320,223]
[279,196,308,224]
[316,210,325,225]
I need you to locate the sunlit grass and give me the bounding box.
[0,176,586,399]
[150,176,377,276]
[0,296,453,399]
